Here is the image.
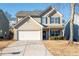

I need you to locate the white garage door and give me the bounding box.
[18,31,41,40]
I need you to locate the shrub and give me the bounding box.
[4,31,14,40]
[50,36,66,40]
[9,31,14,39]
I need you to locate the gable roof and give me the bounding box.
[40,6,53,16]
[14,16,43,29]
[16,6,62,17]
[15,6,63,28]
[14,16,30,28]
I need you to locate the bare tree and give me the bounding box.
[69,3,75,44]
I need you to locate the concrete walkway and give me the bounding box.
[0,40,52,56]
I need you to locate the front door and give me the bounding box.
[43,31,46,40]
[43,31,48,40]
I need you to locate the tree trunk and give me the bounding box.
[69,3,75,44]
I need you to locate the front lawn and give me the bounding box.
[43,40,79,56]
[0,40,15,50]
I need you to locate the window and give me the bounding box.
[50,17,54,23]
[50,30,54,36]
[50,30,60,36]
[55,17,60,24]
[41,17,47,24]
[55,30,60,36]
[50,17,60,24]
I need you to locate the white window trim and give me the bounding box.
[50,16,60,24]
[51,30,60,36]
[42,16,47,24]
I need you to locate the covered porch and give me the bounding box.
[43,27,64,40]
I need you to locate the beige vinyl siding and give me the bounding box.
[45,12,62,25]
[33,17,41,23]
[41,10,63,26]
[18,18,41,31]
[17,17,41,23]
[13,29,17,40]
[51,12,63,24]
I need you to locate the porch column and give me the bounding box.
[48,28,50,40]
[62,29,64,36]
[61,29,64,36]
[60,30,64,36]
[46,30,48,40]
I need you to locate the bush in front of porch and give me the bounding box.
[50,36,66,40]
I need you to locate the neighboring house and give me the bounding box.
[62,19,65,26]
[0,9,9,38]
[9,20,16,28]
[64,13,79,41]
[14,6,64,40]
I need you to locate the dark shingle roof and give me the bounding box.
[16,11,42,17]
[14,16,30,28]
[0,9,9,23]
[16,6,56,17]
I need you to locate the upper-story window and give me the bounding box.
[41,17,47,24]
[50,17,60,24]
[50,17,54,23]
[55,17,60,24]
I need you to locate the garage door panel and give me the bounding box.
[18,31,41,40]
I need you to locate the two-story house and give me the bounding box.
[14,6,64,40]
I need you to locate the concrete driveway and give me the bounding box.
[0,40,52,56]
